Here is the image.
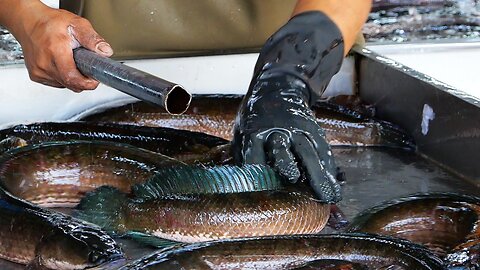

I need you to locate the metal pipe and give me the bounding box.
[73,48,191,115]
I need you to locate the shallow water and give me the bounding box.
[0,145,477,268]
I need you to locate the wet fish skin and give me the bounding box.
[294,259,368,270]
[120,234,445,269]
[81,95,414,148]
[77,187,330,243]
[0,141,181,207]
[0,122,228,159]
[0,189,123,269]
[348,193,480,269]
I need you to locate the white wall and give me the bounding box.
[368,42,480,99]
[0,54,355,127]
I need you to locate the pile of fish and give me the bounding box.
[0,95,477,269]
[348,193,480,269]
[81,95,414,148]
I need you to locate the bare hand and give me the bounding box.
[13,2,113,92]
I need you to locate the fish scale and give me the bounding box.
[76,165,330,246]
[120,234,445,269]
[123,191,329,243]
[0,141,181,208]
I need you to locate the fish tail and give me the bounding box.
[125,231,181,249]
[75,186,127,234]
[377,120,415,149]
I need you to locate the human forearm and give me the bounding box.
[293,0,371,55]
[0,0,112,91]
[0,0,31,31]
[0,0,46,36]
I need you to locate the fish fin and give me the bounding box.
[327,205,350,230]
[75,186,126,233]
[125,231,181,249]
[133,164,285,199]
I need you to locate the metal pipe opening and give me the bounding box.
[165,85,192,115]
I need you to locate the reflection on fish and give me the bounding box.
[348,193,480,269]
[0,141,181,207]
[82,95,414,148]
[295,259,368,270]
[0,187,124,269]
[76,165,330,245]
[0,122,228,160]
[120,234,444,269]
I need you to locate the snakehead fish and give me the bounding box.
[0,122,229,162]
[119,234,445,269]
[0,140,182,207]
[348,193,480,269]
[81,95,413,148]
[0,187,124,269]
[76,165,330,245]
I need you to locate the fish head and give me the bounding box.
[37,227,124,269]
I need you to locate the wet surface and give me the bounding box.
[0,26,22,63]
[364,1,480,43]
[334,147,479,220]
[1,145,477,268]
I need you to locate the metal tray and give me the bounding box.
[355,46,480,183]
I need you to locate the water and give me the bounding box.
[0,26,22,63]
[0,144,477,268]
[333,147,479,218]
[364,0,480,42]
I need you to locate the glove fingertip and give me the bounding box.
[276,163,301,184]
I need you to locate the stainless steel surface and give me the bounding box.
[356,46,480,183]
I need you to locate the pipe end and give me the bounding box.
[165,85,192,115]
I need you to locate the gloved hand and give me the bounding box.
[232,11,345,203]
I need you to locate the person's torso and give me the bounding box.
[61,0,297,59]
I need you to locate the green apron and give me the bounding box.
[61,0,297,59]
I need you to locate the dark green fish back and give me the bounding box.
[76,186,128,234]
[132,164,285,200]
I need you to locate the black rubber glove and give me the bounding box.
[232,11,345,203]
